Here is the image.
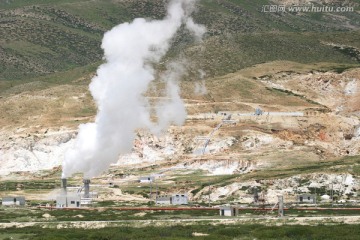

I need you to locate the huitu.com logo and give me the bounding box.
[261,4,354,13]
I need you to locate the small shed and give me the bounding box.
[139,176,155,183]
[56,195,81,208]
[255,108,263,116]
[156,195,171,205]
[219,206,238,217]
[2,196,25,206]
[171,194,188,205]
[297,194,316,204]
[155,194,189,205]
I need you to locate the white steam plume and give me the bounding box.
[194,69,207,95]
[62,0,205,178]
[153,60,187,134]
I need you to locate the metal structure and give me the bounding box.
[56,178,98,208]
[278,195,284,217]
[202,122,223,154]
[253,188,259,203]
[61,178,67,194]
[194,114,237,155]
[44,205,360,213]
[83,179,90,198]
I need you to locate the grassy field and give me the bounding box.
[0,207,220,223]
[190,31,360,78]
[240,154,360,181]
[0,223,360,239]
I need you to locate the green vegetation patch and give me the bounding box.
[1,0,360,83]
[242,154,360,181]
[1,223,360,240]
[0,181,56,192]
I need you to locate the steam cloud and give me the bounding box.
[194,69,207,95]
[62,0,205,178]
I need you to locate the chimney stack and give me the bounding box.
[61,178,67,195]
[83,179,90,198]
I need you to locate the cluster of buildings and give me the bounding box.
[0,176,324,210]
[55,178,96,208]
[139,175,189,205]
[53,177,189,208]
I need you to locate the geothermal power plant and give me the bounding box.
[56,178,93,208]
[1,2,360,237]
[56,0,207,208]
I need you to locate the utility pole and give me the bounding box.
[150,180,152,200]
[156,182,158,198]
[208,186,211,207]
[331,183,333,207]
[278,195,284,217]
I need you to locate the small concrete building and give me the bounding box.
[139,176,155,183]
[2,196,25,206]
[255,108,263,116]
[219,206,238,217]
[156,195,171,205]
[155,194,188,205]
[56,195,81,208]
[171,194,188,205]
[297,194,316,204]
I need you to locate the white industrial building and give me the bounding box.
[155,195,172,205]
[56,194,81,208]
[56,178,95,208]
[2,196,26,206]
[139,176,155,183]
[219,206,238,216]
[297,194,316,204]
[155,194,188,205]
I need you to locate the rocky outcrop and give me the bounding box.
[0,128,75,175]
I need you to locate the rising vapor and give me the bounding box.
[62,0,205,178]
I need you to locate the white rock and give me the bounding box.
[321,194,330,200]
[344,79,358,95]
